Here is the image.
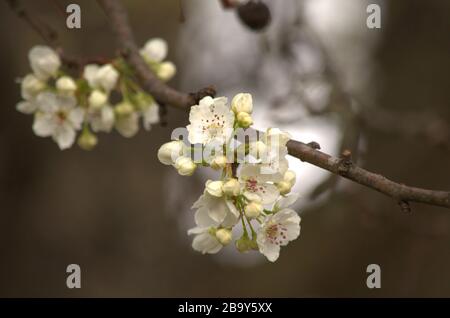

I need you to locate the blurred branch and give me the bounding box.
[97,0,450,210]
[5,0,113,69]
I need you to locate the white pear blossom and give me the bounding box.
[239,164,279,205]
[21,74,46,100]
[83,64,119,92]
[187,96,235,145]
[16,100,38,114]
[88,105,115,133]
[140,38,168,63]
[32,92,84,150]
[188,209,222,255]
[256,209,301,262]
[192,191,239,226]
[28,46,61,80]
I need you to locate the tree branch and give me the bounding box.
[96,0,450,210]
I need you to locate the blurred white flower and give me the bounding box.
[142,102,160,130]
[140,38,168,63]
[157,61,176,81]
[174,156,197,176]
[115,112,139,138]
[257,209,301,262]
[88,90,108,110]
[21,74,46,100]
[88,105,115,133]
[32,92,84,150]
[187,96,235,145]
[28,46,61,80]
[83,64,119,92]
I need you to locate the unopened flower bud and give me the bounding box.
[245,201,262,218]
[283,170,296,186]
[88,90,108,110]
[175,157,197,176]
[140,38,168,63]
[56,76,77,94]
[216,228,232,245]
[77,129,98,151]
[237,112,253,128]
[222,178,240,197]
[157,61,176,81]
[231,93,253,114]
[157,140,185,165]
[276,181,292,195]
[115,101,134,117]
[206,180,224,197]
[210,155,228,170]
[235,236,252,253]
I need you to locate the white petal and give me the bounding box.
[194,207,218,228]
[256,232,281,262]
[36,91,59,113]
[16,101,37,114]
[32,113,56,137]
[143,103,159,130]
[68,108,85,130]
[53,122,76,150]
[275,193,300,210]
[83,64,99,87]
[192,232,222,254]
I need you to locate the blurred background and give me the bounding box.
[0,0,449,297]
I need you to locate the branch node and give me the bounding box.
[306,141,321,150]
[398,200,412,213]
[338,149,353,174]
[189,85,217,105]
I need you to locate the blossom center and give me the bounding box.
[265,222,288,245]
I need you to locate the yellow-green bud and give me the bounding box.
[245,201,262,218]
[175,157,197,176]
[237,112,253,128]
[56,76,77,94]
[157,61,176,81]
[77,129,98,151]
[88,89,108,110]
[206,180,224,197]
[222,178,241,197]
[231,93,253,114]
[276,180,292,195]
[114,101,134,117]
[235,236,252,253]
[283,170,296,186]
[216,228,232,245]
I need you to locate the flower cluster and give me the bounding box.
[158,93,301,262]
[16,38,176,150]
